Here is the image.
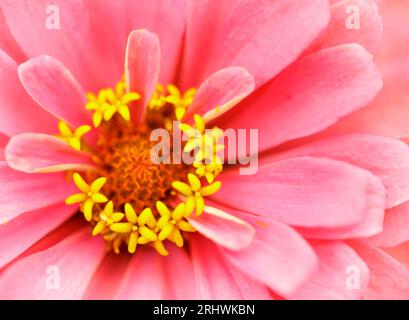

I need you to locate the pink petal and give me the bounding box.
[351,242,409,300]
[297,188,384,240]
[320,0,409,138]
[311,0,382,56]
[367,201,409,247]
[186,67,255,122]
[270,134,409,208]
[0,228,105,299]
[0,203,75,269]
[16,217,84,259]
[188,205,255,251]
[85,0,186,85]
[190,235,272,299]
[0,0,103,91]
[0,50,55,136]
[115,248,166,299]
[220,44,382,152]
[182,0,330,88]
[0,133,8,160]
[125,29,160,125]
[0,7,25,63]
[213,156,385,228]
[0,161,76,221]
[112,245,196,300]
[212,203,318,298]
[6,133,94,173]
[18,56,90,128]
[83,252,130,300]
[291,241,369,300]
[383,241,409,272]
[162,244,197,300]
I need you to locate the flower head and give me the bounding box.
[1,0,409,301]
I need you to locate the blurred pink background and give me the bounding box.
[370,0,409,268]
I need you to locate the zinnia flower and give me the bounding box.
[0,0,409,300]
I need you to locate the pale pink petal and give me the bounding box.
[115,248,166,299]
[211,203,318,298]
[0,0,104,91]
[6,133,94,173]
[163,244,196,300]
[125,29,160,124]
[0,50,55,136]
[320,0,409,138]
[83,252,130,300]
[213,157,385,228]
[190,235,271,299]
[18,56,90,128]
[0,7,25,62]
[291,241,369,300]
[0,161,76,221]
[85,0,186,85]
[269,134,409,208]
[220,44,382,152]
[186,67,255,122]
[188,205,255,251]
[0,203,75,269]
[182,0,330,88]
[367,201,409,247]
[0,228,105,299]
[311,0,382,56]
[351,242,409,300]
[297,189,384,240]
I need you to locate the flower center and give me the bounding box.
[95,127,189,213]
[63,78,223,256]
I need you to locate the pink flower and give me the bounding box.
[0,0,408,300]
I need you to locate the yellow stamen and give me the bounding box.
[110,222,133,233]
[92,201,124,236]
[111,203,158,253]
[171,181,192,196]
[149,84,168,110]
[65,173,108,221]
[153,202,195,248]
[180,115,224,165]
[177,220,196,232]
[166,84,197,120]
[57,121,91,151]
[172,173,221,216]
[200,181,222,196]
[188,173,201,192]
[194,157,223,183]
[85,79,141,127]
[128,232,138,253]
[154,240,169,256]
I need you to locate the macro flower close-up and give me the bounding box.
[1,0,409,302]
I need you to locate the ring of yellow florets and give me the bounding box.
[62,77,224,256]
